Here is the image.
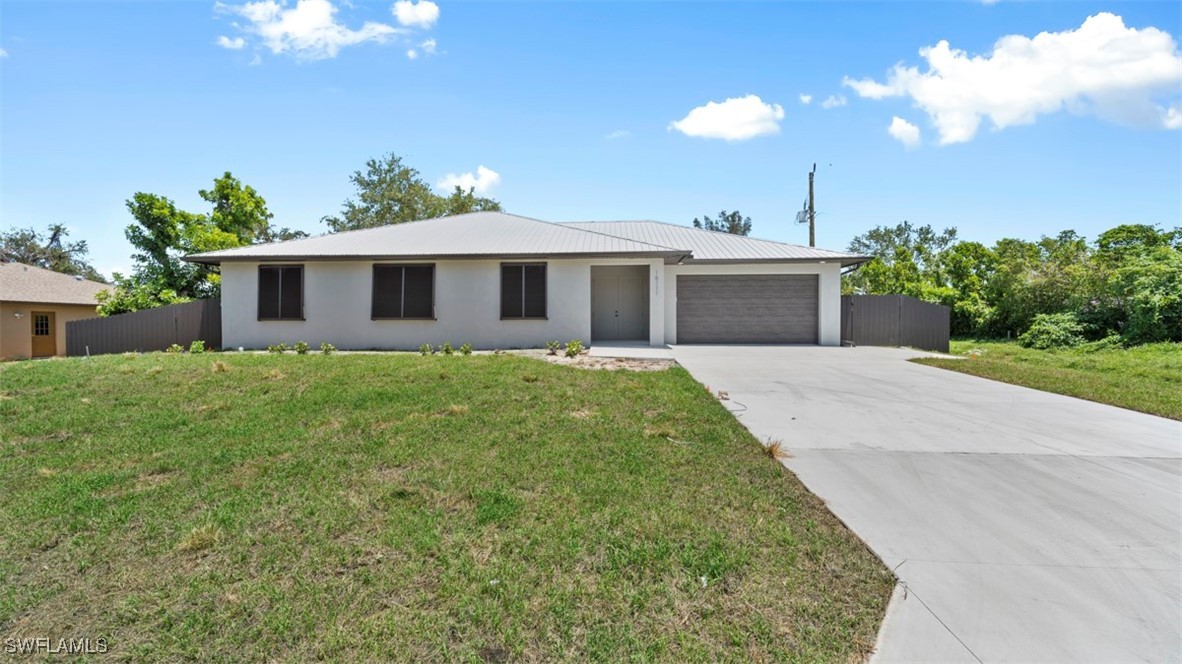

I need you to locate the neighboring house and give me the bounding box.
[0,262,108,359]
[185,212,867,350]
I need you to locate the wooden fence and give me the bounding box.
[841,294,950,353]
[66,299,221,356]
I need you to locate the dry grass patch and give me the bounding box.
[177,523,222,552]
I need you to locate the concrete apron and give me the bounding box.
[669,345,1182,663]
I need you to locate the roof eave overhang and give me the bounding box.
[679,256,871,267]
[183,250,691,266]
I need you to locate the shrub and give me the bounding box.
[189,340,205,354]
[165,343,184,354]
[545,340,562,356]
[564,339,584,358]
[419,343,432,356]
[294,341,310,355]
[441,341,454,356]
[1018,312,1086,349]
[459,343,473,356]
[267,343,289,354]
[320,342,336,355]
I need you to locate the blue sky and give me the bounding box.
[2,1,1180,278]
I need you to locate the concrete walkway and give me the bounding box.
[670,345,1182,663]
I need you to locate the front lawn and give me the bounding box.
[0,353,892,661]
[913,340,1182,420]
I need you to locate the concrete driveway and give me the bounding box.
[670,345,1182,663]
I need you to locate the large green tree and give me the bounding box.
[692,210,752,236]
[0,224,105,282]
[322,153,502,232]
[98,172,284,316]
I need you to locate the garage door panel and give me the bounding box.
[677,274,818,343]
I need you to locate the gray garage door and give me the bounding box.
[677,274,818,343]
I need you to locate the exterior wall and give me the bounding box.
[0,300,101,360]
[220,258,663,350]
[663,262,843,346]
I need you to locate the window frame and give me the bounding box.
[257,264,305,321]
[500,262,548,320]
[371,263,437,321]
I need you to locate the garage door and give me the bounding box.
[677,274,818,343]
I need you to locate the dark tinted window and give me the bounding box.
[258,265,302,320]
[501,263,546,319]
[373,264,435,319]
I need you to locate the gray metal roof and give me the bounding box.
[186,212,687,264]
[184,212,867,266]
[561,220,867,265]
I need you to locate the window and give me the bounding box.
[501,263,547,319]
[372,264,435,319]
[33,315,50,336]
[258,265,304,320]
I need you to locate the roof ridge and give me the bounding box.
[575,218,844,254]
[526,216,687,253]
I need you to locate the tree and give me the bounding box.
[322,153,502,232]
[102,172,287,315]
[843,221,957,296]
[692,210,752,236]
[0,224,105,282]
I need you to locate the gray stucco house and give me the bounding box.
[185,212,867,350]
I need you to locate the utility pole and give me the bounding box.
[808,163,816,247]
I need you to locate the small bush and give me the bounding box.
[459,343,473,356]
[441,341,454,356]
[294,341,310,355]
[165,344,184,354]
[564,339,584,358]
[545,340,562,356]
[189,340,205,354]
[1018,312,1086,349]
[267,343,289,354]
[419,343,433,356]
[320,342,336,355]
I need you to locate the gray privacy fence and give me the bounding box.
[841,294,950,353]
[67,299,221,356]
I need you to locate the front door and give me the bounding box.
[31,311,56,357]
[591,266,649,341]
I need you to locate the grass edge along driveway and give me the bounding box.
[0,352,893,662]
[912,340,1181,421]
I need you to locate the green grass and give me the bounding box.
[0,353,892,662]
[913,340,1182,420]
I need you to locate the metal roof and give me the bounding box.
[0,262,109,305]
[185,212,687,264]
[184,212,867,266]
[561,220,867,265]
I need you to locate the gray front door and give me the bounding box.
[676,274,818,343]
[591,266,649,341]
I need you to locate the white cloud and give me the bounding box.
[1164,105,1182,129]
[888,117,921,148]
[217,35,246,50]
[392,0,439,28]
[406,48,418,59]
[437,166,501,194]
[843,13,1182,143]
[220,0,402,61]
[0,48,8,58]
[420,38,436,54]
[605,129,631,140]
[668,94,785,141]
[799,93,812,105]
[821,95,847,109]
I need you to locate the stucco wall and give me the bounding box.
[662,262,843,346]
[0,301,101,359]
[220,259,665,351]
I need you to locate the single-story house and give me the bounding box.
[0,262,109,359]
[185,212,867,350]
